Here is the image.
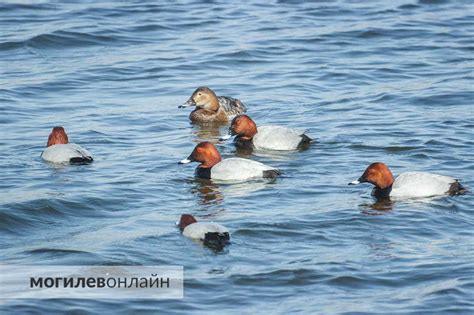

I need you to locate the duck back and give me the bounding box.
[253,126,307,150]
[41,143,93,164]
[183,222,229,239]
[217,96,246,118]
[210,157,278,181]
[391,172,458,198]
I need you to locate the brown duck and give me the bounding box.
[179,87,247,123]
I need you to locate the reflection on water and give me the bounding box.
[239,146,304,161]
[191,122,228,144]
[191,178,224,206]
[234,145,254,158]
[360,199,395,215]
[189,177,275,207]
[367,238,395,260]
[370,199,395,211]
[360,195,463,215]
[185,123,280,210]
[2,0,473,313]
[217,179,276,198]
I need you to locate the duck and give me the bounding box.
[349,162,467,199]
[41,126,93,164]
[220,114,312,150]
[177,214,230,249]
[179,86,247,123]
[179,142,280,181]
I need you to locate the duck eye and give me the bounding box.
[197,93,202,96]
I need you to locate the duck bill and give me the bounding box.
[219,134,232,141]
[219,129,235,142]
[178,99,196,108]
[219,134,234,142]
[348,177,366,185]
[179,153,195,164]
[179,158,192,164]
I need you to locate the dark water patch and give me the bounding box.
[214,50,277,64]
[304,6,355,17]
[368,92,397,102]
[26,30,119,50]
[398,4,421,10]
[78,4,174,17]
[0,209,45,235]
[407,153,430,160]
[357,29,388,39]
[413,93,474,107]
[383,146,420,152]
[19,248,103,265]
[418,0,450,4]
[231,268,323,286]
[234,227,314,238]
[0,2,58,12]
[326,275,381,288]
[0,40,26,52]
[26,248,93,256]
[349,144,420,153]
[128,23,172,33]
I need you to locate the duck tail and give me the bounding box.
[448,181,468,195]
[263,169,282,178]
[229,99,246,115]
[69,156,94,165]
[297,134,314,150]
[220,97,247,116]
[237,100,247,113]
[300,134,312,143]
[203,232,230,250]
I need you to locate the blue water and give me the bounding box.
[1,0,473,314]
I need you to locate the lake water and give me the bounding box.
[1,0,473,314]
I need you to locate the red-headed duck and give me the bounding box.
[177,214,230,249]
[220,114,312,150]
[179,142,280,181]
[41,127,93,164]
[179,87,247,123]
[349,162,467,199]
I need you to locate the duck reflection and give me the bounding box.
[367,239,395,260]
[234,145,254,158]
[190,178,224,206]
[189,176,275,207]
[191,121,228,143]
[218,179,277,198]
[360,198,395,215]
[233,144,302,161]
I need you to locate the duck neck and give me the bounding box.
[195,167,211,179]
[235,136,254,149]
[207,95,219,112]
[372,185,392,200]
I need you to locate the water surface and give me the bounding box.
[1,0,473,314]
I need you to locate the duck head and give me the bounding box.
[349,162,395,189]
[47,126,69,147]
[179,142,222,168]
[177,214,197,232]
[220,114,257,141]
[180,87,219,112]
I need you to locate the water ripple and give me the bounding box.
[1,0,473,313]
